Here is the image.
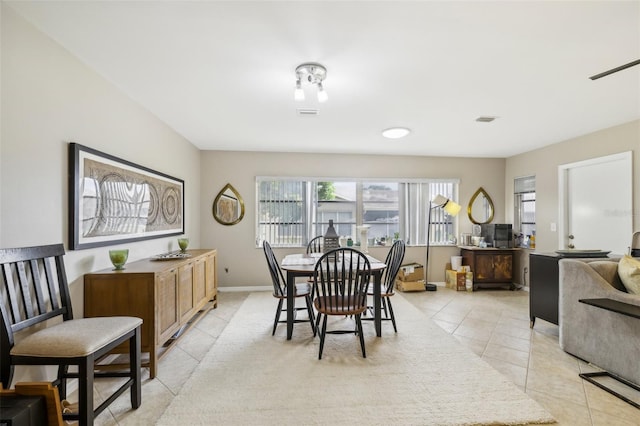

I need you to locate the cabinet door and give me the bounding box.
[474,254,495,280]
[193,257,207,310]
[493,254,513,280]
[157,268,180,344]
[178,262,195,323]
[205,252,217,301]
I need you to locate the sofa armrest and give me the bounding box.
[559,259,639,307]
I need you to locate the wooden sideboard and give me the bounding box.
[84,249,217,378]
[460,246,518,290]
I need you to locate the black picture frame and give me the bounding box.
[69,143,184,250]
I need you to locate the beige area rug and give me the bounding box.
[157,292,555,425]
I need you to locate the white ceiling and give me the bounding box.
[7,1,640,157]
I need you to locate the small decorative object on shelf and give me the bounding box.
[178,238,189,252]
[152,251,191,260]
[323,220,340,252]
[357,225,371,253]
[109,249,129,270]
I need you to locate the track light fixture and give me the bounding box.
[294,62,328,103]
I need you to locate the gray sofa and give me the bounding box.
[559,259,640,386]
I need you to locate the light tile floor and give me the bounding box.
[82,287,638,425]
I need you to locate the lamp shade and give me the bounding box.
[443,200,461,217]
[432,195,461,217]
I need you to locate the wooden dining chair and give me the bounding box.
[363,239,405,332]
[313,248,371,359]
[0,244,142,426]
[306,235,324,254]
[263,241,316,336]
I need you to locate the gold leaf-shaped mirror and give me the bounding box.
[213,183,245,226]
[468,187,494,224]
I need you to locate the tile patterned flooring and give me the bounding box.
[85,287,639,425]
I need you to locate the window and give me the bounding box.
[256,177,459,248]
[514,176,536,246]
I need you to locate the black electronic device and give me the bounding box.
[480,223,513,248]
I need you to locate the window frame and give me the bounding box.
[256,176,459,248]
[514,175,536,246]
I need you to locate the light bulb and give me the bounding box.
[317,82,328,103]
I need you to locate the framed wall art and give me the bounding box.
[69,143,184,250]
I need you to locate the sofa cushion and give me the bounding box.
[618,255,640,295]
[589,261,627,292]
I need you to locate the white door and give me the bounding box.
[559,151,632,255]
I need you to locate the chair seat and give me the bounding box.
[274,282,311,299]
[11,316,142,358]
[366,282,394,297]
[314,296,366,315]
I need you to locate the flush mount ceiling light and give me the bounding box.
[476,116,498,123]
[294,62,328,103]
[382,127,411,139]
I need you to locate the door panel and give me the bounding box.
[560,152,632,255]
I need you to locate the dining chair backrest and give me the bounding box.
[263,241,286,297]
[0,244,72,364]
[307,236,324,254]
[314,248,371,313]
[382,240,406,293]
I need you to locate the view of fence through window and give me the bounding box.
[256,178,458,248]
[514,176,536,246]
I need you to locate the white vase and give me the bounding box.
[357,225,371,253]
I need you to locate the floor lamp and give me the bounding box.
[425,195,462,291]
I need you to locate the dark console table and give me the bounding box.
[529,253,619,328]
[529,252,561,327]
[578,298,640,409]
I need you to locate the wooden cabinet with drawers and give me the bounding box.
[460,247,518,290]
[84,249,217,378]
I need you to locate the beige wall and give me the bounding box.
[1,7,201,312]
[200,151,506,289]
[505,119,639,286]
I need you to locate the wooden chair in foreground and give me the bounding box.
[0,244,142,426]
[363,239,406,332]
[263,241,316,336]
[313,248,371,359]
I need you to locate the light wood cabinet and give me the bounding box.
[84,249,217,378]
[460,247,518,290]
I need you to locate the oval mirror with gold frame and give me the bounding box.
[213,183,245,226]
[468,187,494,224]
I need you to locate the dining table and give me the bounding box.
[280,252,387,340]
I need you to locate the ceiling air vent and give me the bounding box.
[297,108,319,117]
[476,116,497,123]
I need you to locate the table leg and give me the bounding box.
[374,270,382,337]
[286,270,294,340]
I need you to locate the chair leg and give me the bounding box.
[382,297,389,318]
[57,365,68,399]
[318,315,327,360]
[315,312,322,338]
[305,295,316,335]
[129,327,142,409]
[77,357,95,426]
[273,298,284,335]
[355,314,366,358]
[387,298,397,333]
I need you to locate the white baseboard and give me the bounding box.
[218,286,271,292]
